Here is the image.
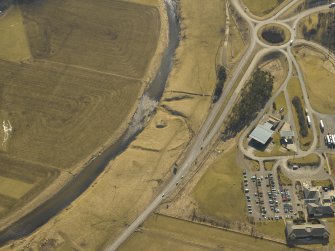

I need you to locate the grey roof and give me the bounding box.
[286,222,330,239]
[249,124,274,144]
[263,122,273,130]
[281,131,295,138]
[304,187,320,203]
[307,203,334,216]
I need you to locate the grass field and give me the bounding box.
[20,0,160,79]
[287,76,313,150]
[0,5,31,62]
[0,60,142,169]
[274,92,288,115]
[193,147,246,222]
[293,47,335,114]
[264,160,276,171]
[242,0,285,17]
[288,153,320,166]
[0,0,161,224]
[0,155,59,219]
[120,214,293,251]
[256,221,286,240]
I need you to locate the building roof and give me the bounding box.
[286,221,330,240]
[249,124,274,144]
[307,203,334,216]
[303,184,321,203]
[280,130,295,138]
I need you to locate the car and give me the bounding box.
[245,188,249,193]
[275,208,280,213]
[289,39,294,46]
[162,193,165,197]
[254,192,258,196]
[244,183,248,187]
[247,199,251,202]
[243,169,247,175]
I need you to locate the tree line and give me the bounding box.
[222,68,274,139]
[292,96,308,137]
[213,65,227,103]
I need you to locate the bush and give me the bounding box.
[292,96,308,137]
[213,65,227,103]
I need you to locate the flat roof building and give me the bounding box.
[249,124,274,145]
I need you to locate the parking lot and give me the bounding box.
[243,170,298,221]
[315,115,335,150]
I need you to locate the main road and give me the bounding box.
[106,1,332,250]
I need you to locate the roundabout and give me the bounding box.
[255,22,293,48]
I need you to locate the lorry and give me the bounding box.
[320,119,324,132]
[307,115,311,127]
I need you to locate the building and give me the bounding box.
[249,122,274,145]
[307,203,334,218]
[285,221,330,245]
[303,183,334,218]
[280,130,295,144]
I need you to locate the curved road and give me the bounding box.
[106,1,334,250]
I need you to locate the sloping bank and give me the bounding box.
[0,0,178,246]
[0,0,226,250]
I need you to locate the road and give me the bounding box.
[106,1,333,250]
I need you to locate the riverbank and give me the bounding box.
[0,0,226,249]
[0,0,168,239]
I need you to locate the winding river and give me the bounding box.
[0,0,180,245]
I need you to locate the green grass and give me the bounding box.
[242,0,285,17]
[193,147,246,222]
[120,214,295,251]
[287,76,313,150]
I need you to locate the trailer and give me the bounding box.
[307,115,311,127]
[320,120,325,132]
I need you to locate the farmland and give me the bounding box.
[242,0,285,17]
[293,46,335,114]
[120,214,292,251]
[0,0,161,229]
[20,0,160,79]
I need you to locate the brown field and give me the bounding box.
[293,46,335,114]
[0,0,161,227]
[120,214,293,251]
[20,0,160,79]
[0,60,141,169]
[242,0,285,17]
[0,0,227,249]
[0,155,59,219]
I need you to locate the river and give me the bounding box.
[0,0,180,245]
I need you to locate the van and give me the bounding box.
[330,3,335,8]
[292,165,298,170]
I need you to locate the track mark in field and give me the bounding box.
[34,59,142,82]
